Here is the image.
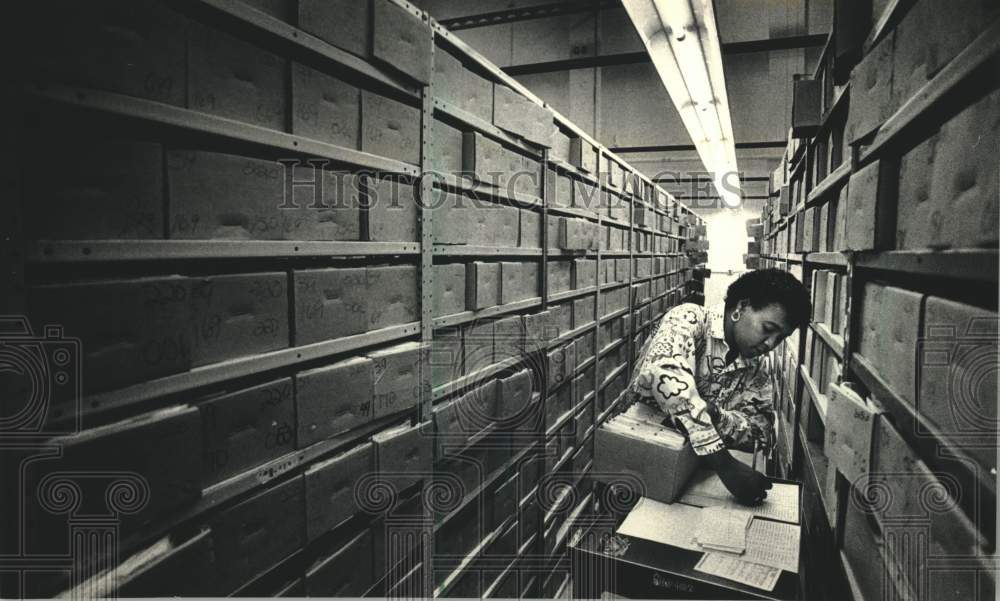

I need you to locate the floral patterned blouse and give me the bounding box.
[625,302,776,457]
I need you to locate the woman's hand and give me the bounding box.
[703,450,772,506]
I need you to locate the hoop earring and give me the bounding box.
[730,309,742,323]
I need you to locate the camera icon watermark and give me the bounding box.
[0,316,81,437]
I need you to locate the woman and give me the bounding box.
[627,268,811,505]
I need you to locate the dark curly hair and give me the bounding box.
[724,268,811,330]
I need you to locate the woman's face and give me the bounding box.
[732,301,796,358]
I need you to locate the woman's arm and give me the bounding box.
[715,359,776,456]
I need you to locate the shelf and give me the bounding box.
[548,322,597,351]
[853,249,998,283]
[547,249,598,257]
[548,204,601,224]
[799,364,827,425]
[598,307,629,325]
[431,245,542,257]
[26,83,419,177]
[55,322,419,427]
[860,19,1000,163]
[804,252,848,268]
[799,424,832,527]
[433,173,544,211]
[432,355,524,401]
[433,513,518,597]
[806,161,851,206]
[191,0,420,98]
[546,157,601,187]
[598,362,629,389]
[433,98,541,157]
[549,286,598,304]
[864,0,910,55]
[432,297,543,330]
[850,352,996,504]
[27,240,420,263]
[810,322,845,360]
[598,338,627,360]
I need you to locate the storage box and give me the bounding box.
[32,0,187,106]
[293,267,367,343]
[430,326,463,385]
[25,139,164,240]
[845,160,896,250]
[361,91,421,165]
[366,264,419,330]
[305,529,374,596]
[520,207,542,247]
[593,424,697,503]
[298,0,368,57]
[114,529,217,597]
[824,384,877,482]
[858,282,923,405]
[570,138,598,174]
[188,23,286,130]
[27,276,193,395]
[189,272,289,366]
[498,368,534,430]
[574,295,596,328]
[291,62,360,149]
[366,342,429,418]
[791,76,822,137]
[918,296,998,472]
[367,176,418,241]
[524,310,556,353]
[467,261,501,310]
[493,84,554,147]
[373,422,432,492]
[210,476,305,593]
[897,89,999,249]
[296,356,374,448]
[372,0,432,84]
[432,45,493,122]
[304,442,374,541]
[433,263,466,317]
[430,119,464,175]
[495,314,526,361]
[201,378,295,486]
[435,379,496,451]
[574,259,597,289]
[463,132,504,185]
[845,33,894,143]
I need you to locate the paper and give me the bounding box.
[727,518,801,573]
[616,497,702,551]
[680,471,800,524]
[694,553,781,592]
[694,507,751,553]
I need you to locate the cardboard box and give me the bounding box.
[918,296,998,472]
[550,302,572,335]
[201,378,295,486]
[546,346,570,392]
[495,314,526,361]
[433,263,466,317]
[547,170,572,208]
[435,379,497,451]
[366,342,428,418]
[25,406,202,556]
[570,137,598,174]
[372,0,432,84]
[114,529,217,597]
[574,295,596,328]
[25,138,164,240]
[845,160,896,250]
[520,207,542,248]
[495,202,522,247]
[361,91,421,165]
[463,131,504,185]
[430,119,464,176]
[210,476,305,593]
[574,259,597,289]
[466,261,500,310]
[845,32,894,143]
[298,0,368,57]
[524,310,556,353]
[291,62,360,149]
[559,217,590,250]
[32,0,187,106]
[575,178,599,212]
[373,422,432,492]
[296,356,374,448]
[859,282,922,405]
[293,267,367,343]
[430,326,463,385]
[367,264,419,330]
[792,76,822,137]
[593,424,697,504]
[188,23,286,130]
[503,148,543,198]
[493,84,554,147]
[464,319,494,374]
[188,272,289,366]
[304,442,374,541]
[366,176,418,242]
[432,45,493,122]
[900,89,999,249]
[305,529,374,597]
[27,276,193,395]
[822,271,838,327]
[548,260,572,294]
[498,368,534,429]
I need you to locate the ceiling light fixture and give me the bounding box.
[622,0,742,208]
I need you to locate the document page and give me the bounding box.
[694,553,781,591]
